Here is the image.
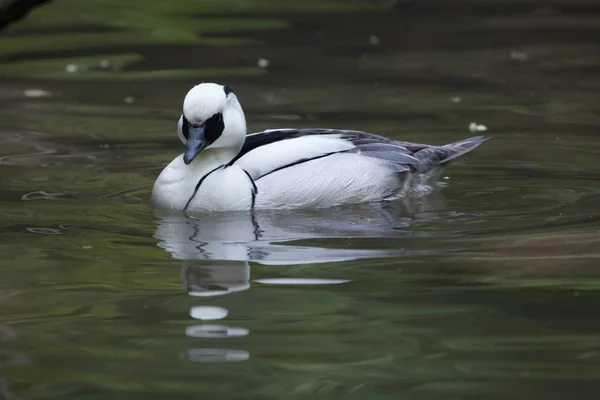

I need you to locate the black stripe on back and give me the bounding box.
[227,129,337,166]
[256,151,341,180]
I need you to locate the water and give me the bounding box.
[1,1,600,398]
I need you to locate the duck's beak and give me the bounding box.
[184,126,208,165]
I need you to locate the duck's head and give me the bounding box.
[178,83,246,165]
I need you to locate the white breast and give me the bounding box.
[151,155,196,211]
[151,155,253,212]
[186,166,254,212]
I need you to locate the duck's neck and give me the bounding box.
[190,146,240,170]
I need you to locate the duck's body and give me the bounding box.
[151,83,487,212]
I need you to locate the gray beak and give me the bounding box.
[184,126,207,165]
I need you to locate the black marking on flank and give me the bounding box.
[256,151,342,180]
[183,165,224,211]
[223,85,234,96]
[242,169,257,208]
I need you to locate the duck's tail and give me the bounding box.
[438,136,489,164]
[404,135,489,171]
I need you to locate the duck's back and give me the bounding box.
[232,129,486,209]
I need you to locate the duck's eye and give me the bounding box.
[204,112,225,142]
[182,116,190,140]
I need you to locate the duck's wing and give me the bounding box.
[230,128,486,180]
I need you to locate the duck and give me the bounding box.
[151,83,487,212]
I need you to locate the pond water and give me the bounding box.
[1,1,599,399]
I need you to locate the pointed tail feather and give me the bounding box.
[439,136,489,164]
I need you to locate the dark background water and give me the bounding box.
[1,1,599,399]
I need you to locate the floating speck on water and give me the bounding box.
[469,122,488,132]
[369,35,380,45]
[23,89,51,98]
[443,176,450,180]
[98,59,112,69]
[82,245,92,250]
[451,96,461,103]
[124,96,134,104]
[509,51,528,61]
[65,64,80,73]
[257,58,270,68]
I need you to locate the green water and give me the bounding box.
[1,1,599,399]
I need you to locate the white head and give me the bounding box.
[177,83,247,165]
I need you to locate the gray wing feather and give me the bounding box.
[350,143,419,164]
[243,128,487,173]
[341,131,487,172]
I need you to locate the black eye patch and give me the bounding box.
[204,113,224,143]
[182,115,190,140]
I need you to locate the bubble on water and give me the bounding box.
[469,122,488,132]
[98,59,112,69]
[509,50,528,61]
[257,58,270,68]
[369,35,380,45]
[65,64,81,73]
[23,89,51,98]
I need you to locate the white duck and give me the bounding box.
[151,83,486,212]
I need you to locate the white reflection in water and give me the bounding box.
[254,278,351,285]
[189,306,228,321]
[186,325,249,338]
[152,200,441,264]
[185,348,250,363]
[153,201,444,364]
[182,261,250,297]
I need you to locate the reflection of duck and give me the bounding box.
[154,204,425,295]
[151,82,487,212]
[153,202,435,264]
[153,201,446,364]
[181,260,249,297]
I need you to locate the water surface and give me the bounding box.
[1,1,600,399]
